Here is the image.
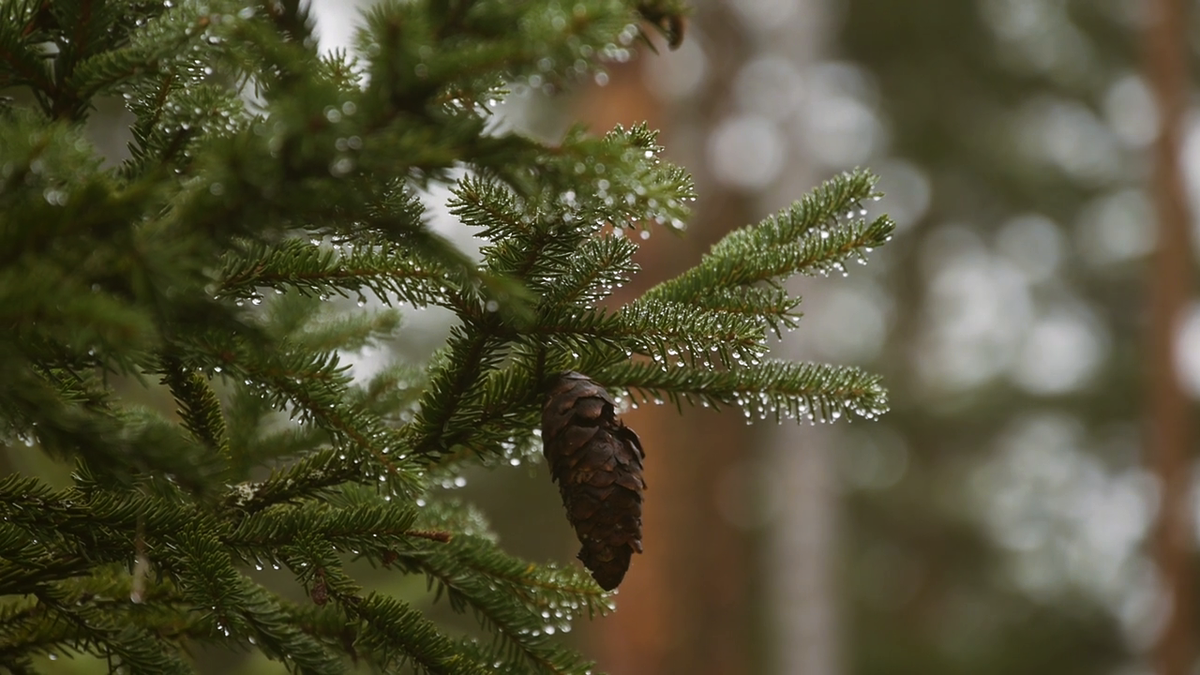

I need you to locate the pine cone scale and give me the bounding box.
[558,424,602,458]
[542,372,646,591]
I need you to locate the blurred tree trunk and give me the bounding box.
[1144,0,1195,673]
[766,424,840,675]
[757,2,839,673]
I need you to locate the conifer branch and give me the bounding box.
[181,331,423,495]
[160,358,230,465]
[221,377,309,474]
[599,359,889,422]
[0,522,90,595]
[530,300,768,372]
[34,585,192,674]
[538,234,638,308]
[435,364,544,466]
[642,169,893,304]
[435,537,611,618]
[381,502,609,674]
[687,285,801,338]
[0,365,219,494]
[172,526,344,672]
[449,175,530,240]
[227,501,419,559]
[230,415,331,471]
[484,124,695,231]
[405,320,508,460]
[225,448,374,514]
[396,542,601,675]
[356,362,426,421]
[355,593,490,675]
[218,238,453,308]
[67,2,208,102]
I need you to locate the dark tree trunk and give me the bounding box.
[1145,0,1195,672]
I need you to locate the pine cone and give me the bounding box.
[541,372,646,591]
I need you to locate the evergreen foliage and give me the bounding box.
[0,0,891,672]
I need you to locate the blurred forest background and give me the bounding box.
[26,0,1192,673]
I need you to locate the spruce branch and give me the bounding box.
[0,522,90,596]
[404,321,509,460]
[410,535,613,620]
[688,285,801,338]
[598,359,889,423]
[291,308,402,354]
[355,362,426,422]
[34,584,192,674]
[354,593,490,675]
[262,0,317,44]
[227,501,419,561]
[218,237,454,308]
[537,233,638,308]
[0,596,65,667]
[528,300,769,375]
[0,594,210,671]
[228,419,330,475]
[222,374,327,474]
[642,168,894,304]
[68,1,212,102]
[448,174,530,241]
[376,502,609,674]
[160,358,231,465]
[224,448,376,514]
[0,364,220,494]
[355,0,633,112]
[177,330,424,495]
[172,525,344,672]
[394,538,602,675]
[438,363,545,467]
[554,123,695,230]
[276,533,361,609]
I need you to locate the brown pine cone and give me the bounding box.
[541,372,646,591]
